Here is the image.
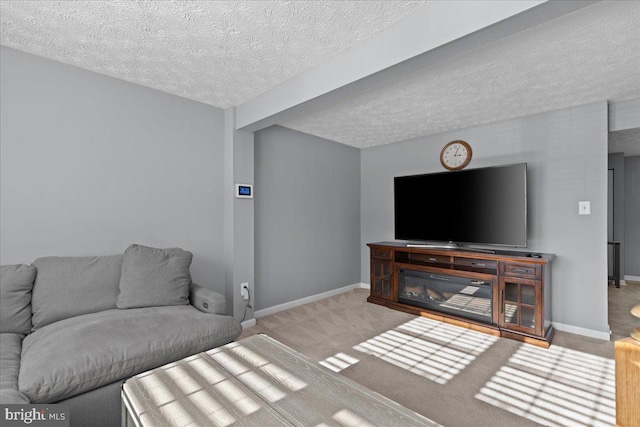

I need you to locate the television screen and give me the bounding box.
[394,163,527,247]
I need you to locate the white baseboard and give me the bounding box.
[254,282,368,319]
[624,275,640,282]
[241,318,256,329]
[552,322,611,341]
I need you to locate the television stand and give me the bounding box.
[368,241,554,347]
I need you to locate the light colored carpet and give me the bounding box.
[240,289,616,427]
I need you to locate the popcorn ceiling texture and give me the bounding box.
[1,1,638,149]
[282,1,640,148]
[609,129,640,157]
[0,0,426,109]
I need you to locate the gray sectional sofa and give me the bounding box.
[0,244,242,427]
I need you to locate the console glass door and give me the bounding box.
[372,259,392,298]
[502,280,538,333]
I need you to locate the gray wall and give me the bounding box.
[0,47,227,293]
[224,109,256,321]
[254,125,361,310]
[361,101,609,335]
[624,155,640,277]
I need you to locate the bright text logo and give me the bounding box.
[1,405,68,426]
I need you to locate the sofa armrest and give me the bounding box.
[189,283,227,315]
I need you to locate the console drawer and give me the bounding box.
[371,249,392,259]
[454,257,497,270]
[503,262,541,279]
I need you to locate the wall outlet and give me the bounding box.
[579,201,591,215]
[240,282,249,300]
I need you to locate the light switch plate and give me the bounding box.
[579,201,591,215]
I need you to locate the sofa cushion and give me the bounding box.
[0,264,35,334]
[0,388,30,405]
[0,333,30,404]
[116,244,192,309]
[189,283,227,315]
[31,255,124,330]
[19,305,241,403]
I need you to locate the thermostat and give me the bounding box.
[235,183,253,199]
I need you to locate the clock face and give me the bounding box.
[440,140,472,170]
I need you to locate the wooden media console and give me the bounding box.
[368,241,554,347]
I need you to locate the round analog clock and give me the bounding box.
[440,140,472,170]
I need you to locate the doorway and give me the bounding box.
[607,129,640,341]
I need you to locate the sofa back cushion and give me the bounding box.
[1,333,31,404]
[31,255,123,330]
[0,264,36,334]
[116,244,192,309]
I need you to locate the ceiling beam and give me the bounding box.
[609,98,640,132]
[236,0,598,133]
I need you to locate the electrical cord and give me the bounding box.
[240,285,252,323]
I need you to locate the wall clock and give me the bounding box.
[440,140,472,170]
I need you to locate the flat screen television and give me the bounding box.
[394,163,527,247]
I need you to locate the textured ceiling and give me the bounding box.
[1,1,639,153]
[0,0,426,108]
[609,128,640,157]
[282,1,640,148]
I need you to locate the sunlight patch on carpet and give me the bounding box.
[319,352,360,373]
[351,317,498,384]
[475,344,615,427]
